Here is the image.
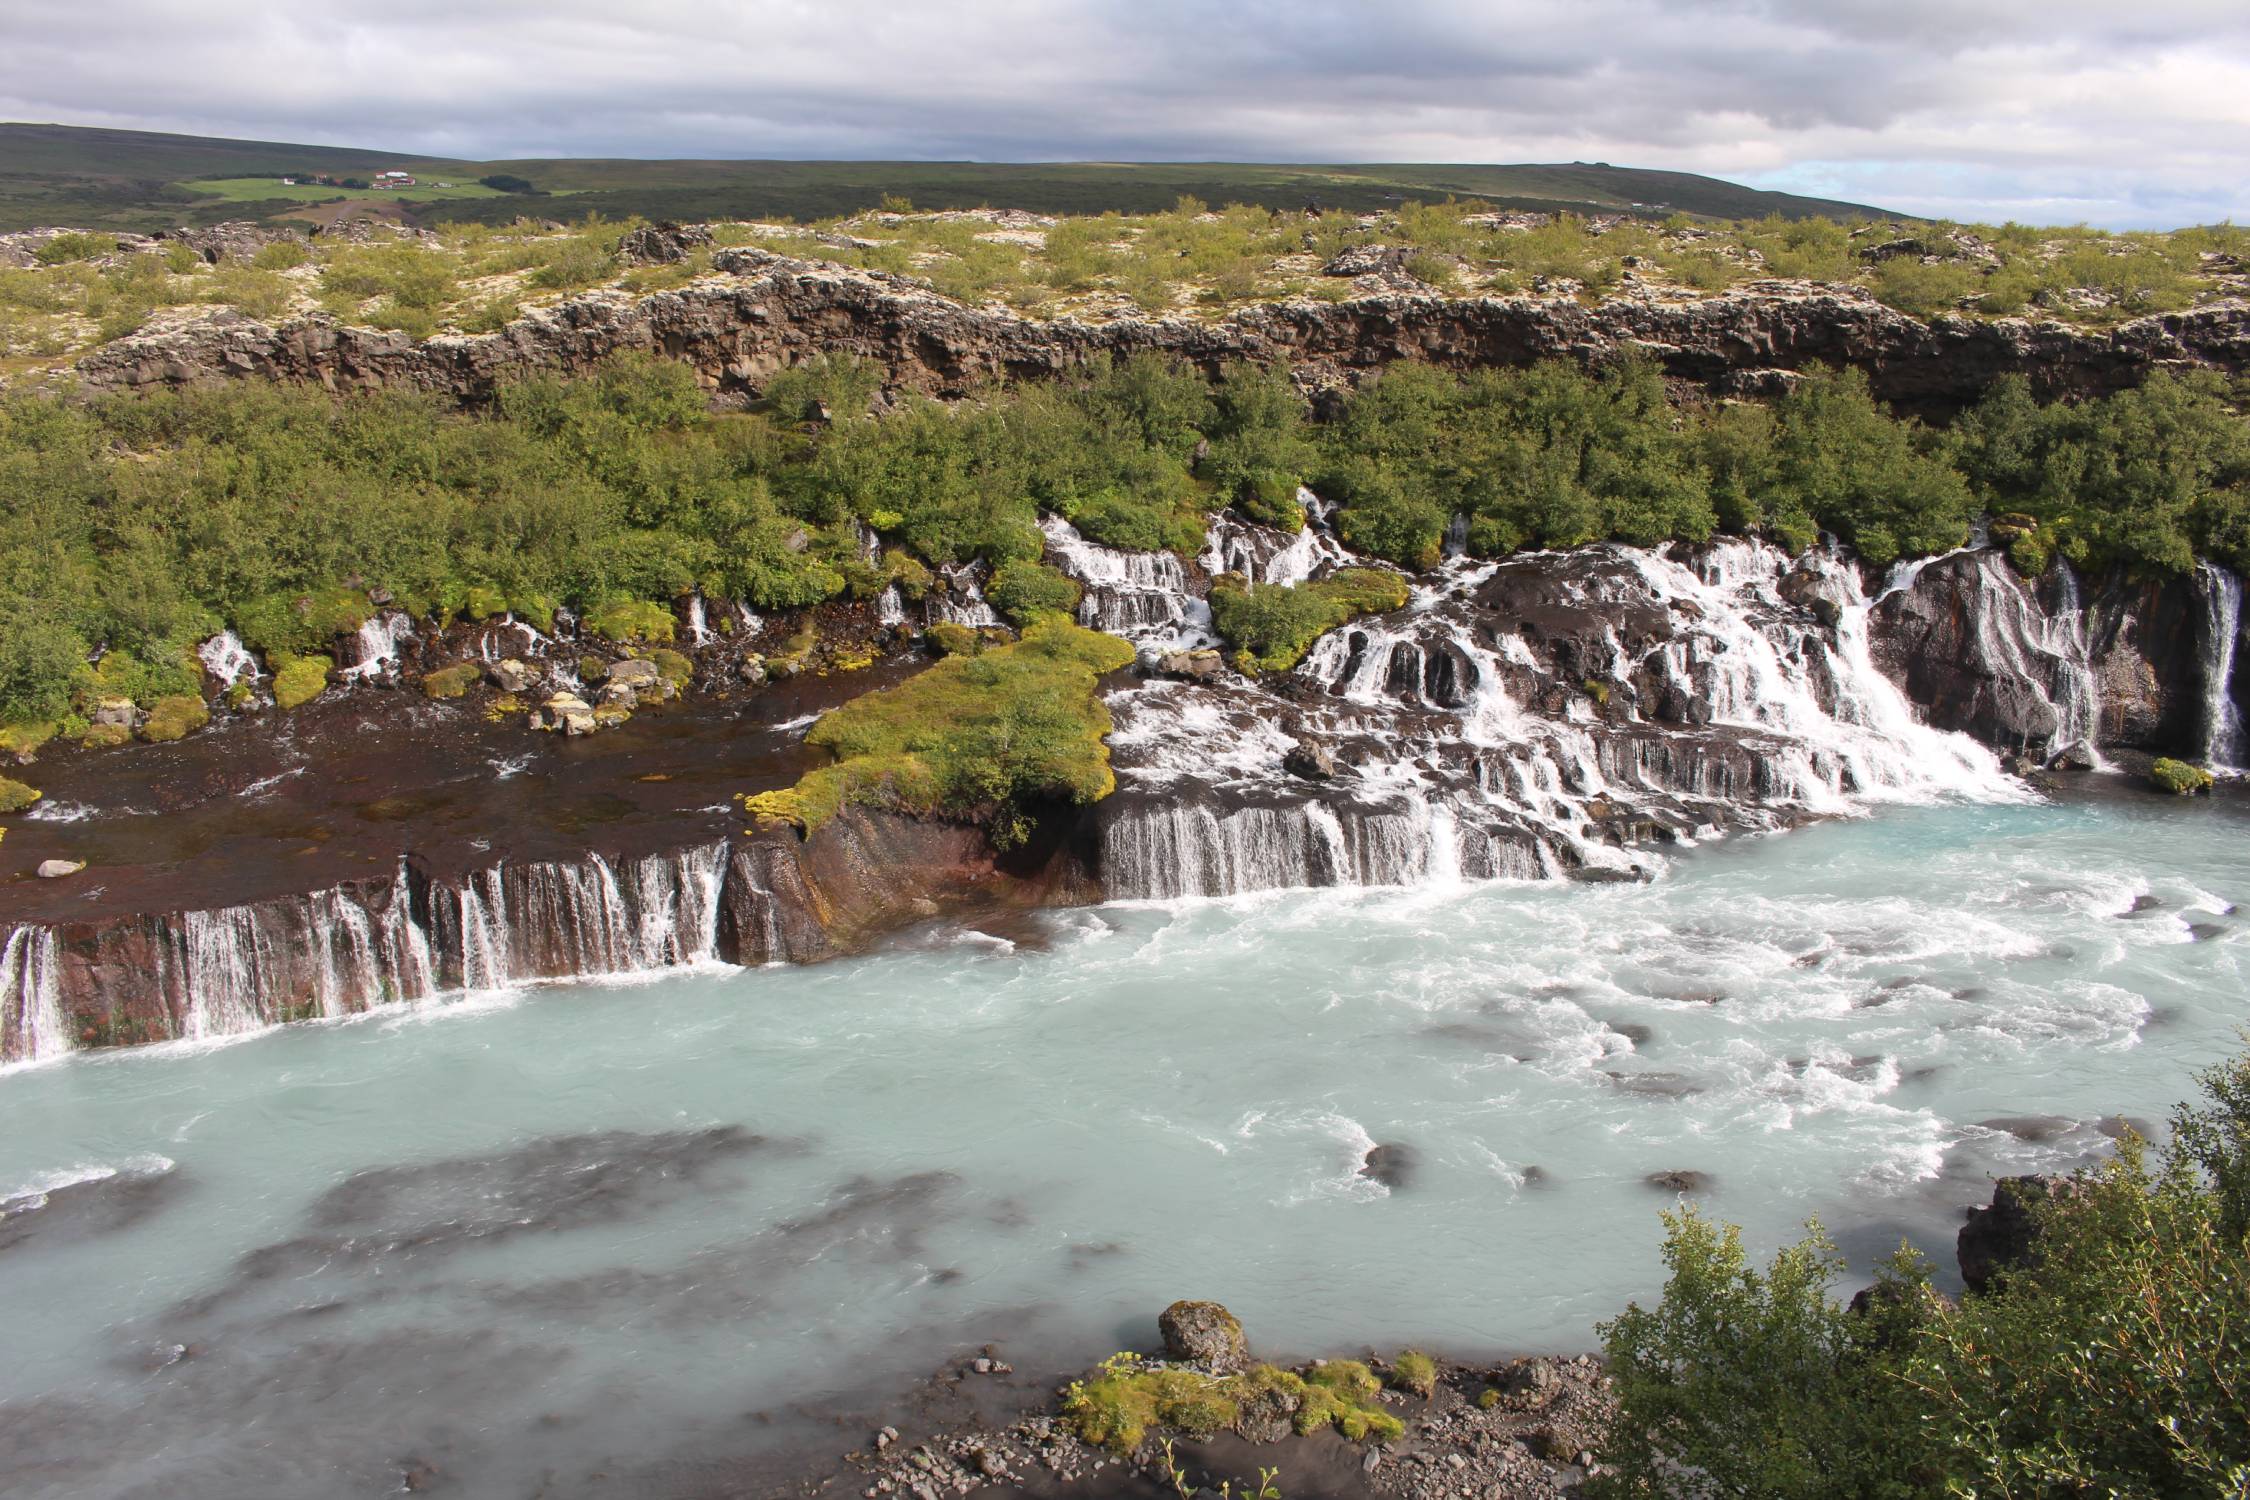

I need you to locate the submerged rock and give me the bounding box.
[1644,1169,1712,1194]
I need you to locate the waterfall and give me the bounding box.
[1040,515,1211,648]
[1101,539,2021,902]
[197,630,261,687]
[876,584,908,627]
[1199,501,1353,586]
[341,610,415,680]
[1,926,66,1064]
[14,842,737,1061]
[684,595,713,646]
[927,563,1000,628]
[2197,562,2245,770]
[473,615,551,663]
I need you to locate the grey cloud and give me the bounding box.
[1,0,2245,226]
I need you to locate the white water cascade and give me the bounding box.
[2197,562,2245,770]
[6,844,738,1061]
[684,595,714,646]
[196,631,261,688]
[341,610,415,680]
[1101,539,2024,901]
[1039,515,1212,648]
[0,925,66,1065]
[925,563,1001,629]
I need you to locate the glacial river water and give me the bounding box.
[0,785,2243,1497]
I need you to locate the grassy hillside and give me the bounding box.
[0,122,1896,232]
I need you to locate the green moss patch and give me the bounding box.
[1391,1350,1438,1398]
[2150,757,2215,795]
[422,663,481,699]
[740,619,1134,846]
[1208,567,1410,672]
[272,654,332,710]
[0,775,40,813]
[584,598,677,642]
[1061,1356,1404,1455]
[139,694,210,742]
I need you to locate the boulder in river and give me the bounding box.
[1958,1173,2080,1293]
[1359,1142,1417,1190]
[608,659,662,690]
[1158,1299,1246,1371]
[486,659,534,694]
[1283,739,1340,781]
[36,858,86,879]
[1644,1169,1712,1194]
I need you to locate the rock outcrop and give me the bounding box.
[72,247,2250,416]
[1958,1173,2080,1294]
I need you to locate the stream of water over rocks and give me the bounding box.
[0,783,2242,1497]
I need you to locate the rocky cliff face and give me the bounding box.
[73,248,2250,415]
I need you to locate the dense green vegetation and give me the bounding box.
[1595,1052,2250,1498]
[740,618,1134,845]
[1209,569,1411,671]
[0,349,2243,738]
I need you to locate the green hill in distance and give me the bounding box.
[0,122,1900,232]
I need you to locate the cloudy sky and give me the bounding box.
[7,0,2247,227]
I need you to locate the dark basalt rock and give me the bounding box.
[1644,1169,1713,1194]
[1958,1173,2081,1294]
[1282,739,1340,781]
[1359,1142,1417,1190]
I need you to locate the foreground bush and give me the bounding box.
[1594,1052,2250,1498]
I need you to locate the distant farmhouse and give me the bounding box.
[373,170,416,188]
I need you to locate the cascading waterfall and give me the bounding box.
[2197,561,2245,770]
[926,563,1001,628]
[10,843,736,1062]
[1102,538,2022,901]
[196,630,261,687]
[341,610,415,680]
[0,925,66,1065]
[1040,515,1212,648]
[684,594,713,645]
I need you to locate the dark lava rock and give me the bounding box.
[2095,1115,2158,1142]
[1958,1174,2079,1294]
[1644,1170,1712,1194]
[1518,1164,1553,1187]
[1359,1142,1417,1190]
[1158,1299,1246,1371]
[1282,739,1340,781]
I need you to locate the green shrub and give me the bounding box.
[1209,567,1409,672]
[652,647,693,684]
[139,694,209,742]
[0,774,40,812]
[251,239,311,272]
[584,598,677,642]
[986,559,1082,624]
[1598,1051,2250,1500]
[272,654,331,710]
[926,622,981,657]
[422,663,480,699]
[33,232,113,266]
[2150,757,2215,795]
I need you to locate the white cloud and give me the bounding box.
[2,0,2245,226]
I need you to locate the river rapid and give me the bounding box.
[0,783,2242,1497]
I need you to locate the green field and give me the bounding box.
[0,122,1898,232]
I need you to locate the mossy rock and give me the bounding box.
[926,621,981,657]
[579,656,610,683]
[651,648,694,685]
[423,663,481,700]
[1391,1349,1438,1398]
[0,722,57,761]
[2150,757,2214,795]
[463,584,510,620]
[140,695,211,742]
[81,722,133,749]
[273,654,332,711]
[584,598,677,642]
[0,776,40,814]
